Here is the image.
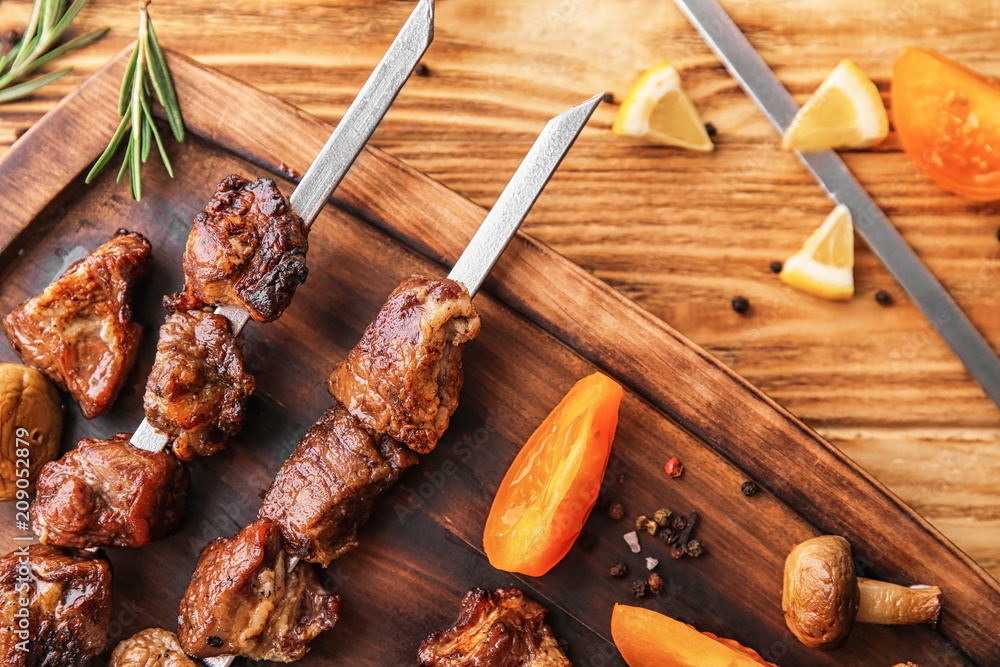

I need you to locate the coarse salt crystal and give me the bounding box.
[646,557,659,570]
[623,531,640,553]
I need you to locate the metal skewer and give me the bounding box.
[200,92,601,667]
[130,0,435,453]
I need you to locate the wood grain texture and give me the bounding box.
[0,0,996,582]
[0,48,997,666]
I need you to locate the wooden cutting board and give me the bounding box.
[0,48,997,666]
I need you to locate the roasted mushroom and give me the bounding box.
[0,363,62,500]
[782,535,942,650]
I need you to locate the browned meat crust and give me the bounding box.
[30,433,189,548]
[110,628,196,667]
[164,175,308,323]
[327,274,481,454]
[143,310,255,460]
[2,229,151,419]
[418,589,572,667]
[259,400,418,566]
[0,544,112,667]
[177,518,340,662]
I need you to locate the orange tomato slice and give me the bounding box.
[611,605,779,667]
[483,372,623,577]
[892,47,1000,200]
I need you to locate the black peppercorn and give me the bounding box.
[414,62,430,77]
[875,289,892,306]
[671,515,686,532]
[686,539,705,558]
[602,92,615,104]
[631,578,648,598]
[731,296,750,314]
[770,260,783,273]
[608,502,625,521]
[704,121,717,137]
[206,636,223,648]
[647,572,664,594]
[670,543,687,559]
[741,480,758,497]
[610,562,627,578]
[659,527,678,544]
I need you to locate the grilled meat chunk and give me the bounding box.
[0,544,112,667]
[143,310,255,460]
[177,518,340,662]
[2,229,151,418]
[419,589,571,667]
[110,628,196,667]
[31,433,189,548]
[328,274,481,454]
[164,175,308,323]
[259,400,417,566]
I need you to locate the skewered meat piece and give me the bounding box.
[0,544,112,666]
[419,589,572,667]
[31,433,189,548]
[110,628,196,667]
[143,310,255,460]
[2,229,151,419]
[259,400,418,566]
[177,518,340,662]
[164,175,308,323]
[328,274,481,454]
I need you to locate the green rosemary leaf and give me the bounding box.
[32,27,109,70]
[0,0,107,103]
[141,114,152,162]
[0,67,71,104]
[117,132,133,183]
[85,113,130,183]
[117,43,139,116]
[10,1,43,71]
[141,93,174,178]
[50,0,91,39]
[145,18,184,142]
[87,2,182,200]
[128,126,142,199]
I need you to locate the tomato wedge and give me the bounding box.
[892,47,1000,200]
[483,372,623,577]
[611,605,779,667]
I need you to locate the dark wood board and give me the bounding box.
[0,47,996,666]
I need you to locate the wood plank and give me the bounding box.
[0,131,972,664]
[0,45,997,665]
[1,0,998,580]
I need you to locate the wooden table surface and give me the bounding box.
[0,0,997,590]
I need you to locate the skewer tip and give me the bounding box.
[545,92,604,132]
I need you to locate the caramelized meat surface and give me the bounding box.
[177,518,340,661]
[31,433,188,548]
[165,175,308,323]
[419,589,572,667]
[328,274,481,454]
[0,544,112,666]
[259,400,417,566]
[2,229,151,418]
[110,628,196,667]
[144,310,255,460]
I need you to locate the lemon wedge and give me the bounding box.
[782,60,888,153]
[779,204,855,300]
[613,62,713,151]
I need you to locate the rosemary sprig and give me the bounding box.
[0,0,109,104]
[86,1,184,201]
